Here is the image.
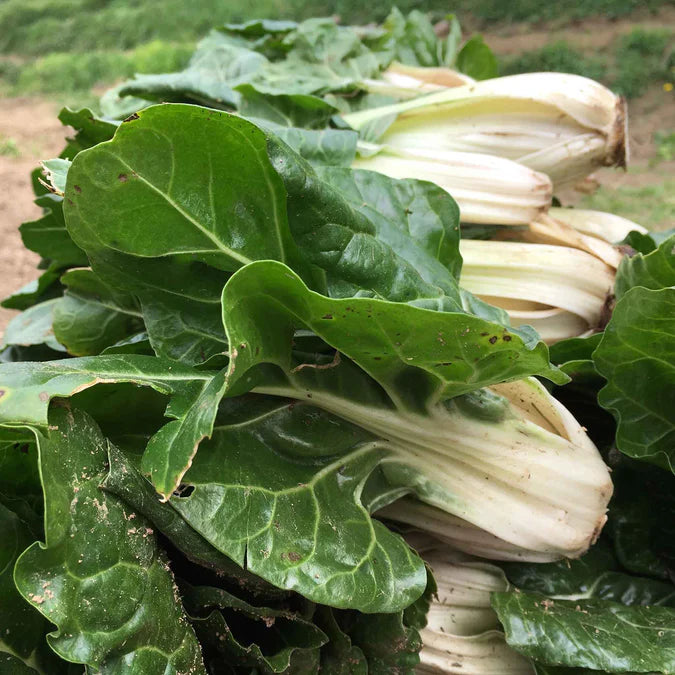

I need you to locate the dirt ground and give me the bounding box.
[0,98,67,333]
[0,23,673,334]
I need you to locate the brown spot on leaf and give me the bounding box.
[503,335,512,342]
[118,173,128,182]
[73,185,82,193]
[124,112,140,122]
[39,392,50,402]
[489,336,498,344]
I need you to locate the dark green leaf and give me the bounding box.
[141,367,228,499]
[57,107,118,159]
[594,287,675,472]
[19,195,88,268]
[52,269,143,356]
[64,104,313,363]
[549,333,602,380]
[237,85,337,128]
[221,260,565,412]
[40,159,70,196]
[609,462,675,581]
[0,501,44,662]
[1,262,64,311]
[380,8,442,67]
[455,35,499,80]
[502,542,675,606]
[313,166,463,283]
[493,591,675,672]
[0,355,208,427]
[265,125,357,166]
[119,32,267,109]
[171,394,427,613]
[14,406,206,673]
[614,233,675,300]
[102,441,276,594]
[184,584,326,672]
[315,606,367,674]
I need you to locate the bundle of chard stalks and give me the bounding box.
[1,9,673,675]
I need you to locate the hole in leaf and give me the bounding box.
[173,484,195,499]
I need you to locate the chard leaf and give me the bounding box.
[594,287,675,472]
[221,260,565,411]
[170,394,427,612]
[609,462,675,581]
[0,355,209,427]
[455,35,499,80]
[40,159,70,196]
[0,501,44,662]
[502,543,675,607]
[315,606,367,673]
[64,105,308,278]
[1,262,64,311]
[102,442,276,594]
[19,195,87,267]
[614,233,675,300]
[264,125,357,166]
[63,104,313,363]
[141,367,229,498]
[492,591,675,673]
[236,84,338,127]
[549,334,602,380]
[2,300,66,353]
[53,269,144,356]
[313,166,463,282]
[534,666,647,675]
[13,406,206,673]
[183,584,326,672]
[119,32,268,109]
[380,8,444,67]
[57,107,118,158]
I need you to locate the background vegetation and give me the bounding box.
[0,0,673,225]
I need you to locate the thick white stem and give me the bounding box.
[418,630,535,674]
[344,72,628,188]
[458,239,615,341]
[263,378,612,557]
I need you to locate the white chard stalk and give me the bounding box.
[385,62,476,88]
[344,72,628,188]
[379,501,562,563]
[423,548,507,635]
[527,213,625,268]
[548,207,647,243]
[416,549,535,673]
[459,240,615,342]
[418,630,535,674]
[334,377,612,558]
[362,63,475,99]
[353,143,552,225]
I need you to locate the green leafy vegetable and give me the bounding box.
[14,406,206,673]
[493,591,675,673]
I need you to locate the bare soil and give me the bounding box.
[0,98,67,333]
[480,6,675,55]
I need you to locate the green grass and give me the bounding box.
[1,41,193,96]
[653,131,675,164]
[501,42,606,81]
[1,0,673,57]
[0,136,21,158]
[611,28,674,98]
[579,175,675,230]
